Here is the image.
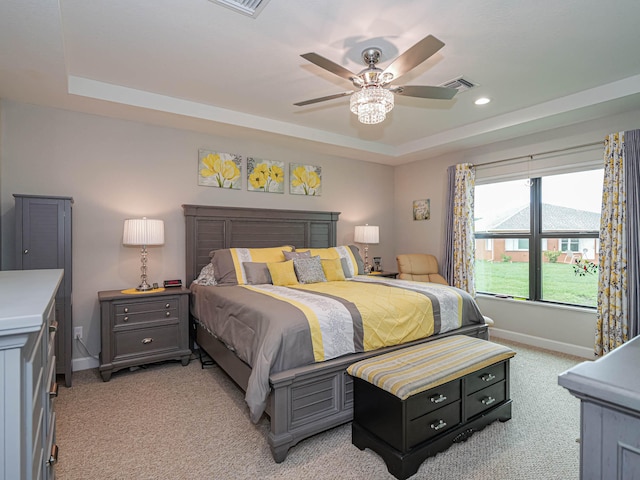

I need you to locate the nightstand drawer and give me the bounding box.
[115,298,179,315]
[114,323,181,359]
[114,298,179,326]
[115,308,178,326]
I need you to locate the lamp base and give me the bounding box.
[136,282,153,291]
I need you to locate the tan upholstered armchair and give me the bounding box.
[396,253,494,329]
[396,254,448,285]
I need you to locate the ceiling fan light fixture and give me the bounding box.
[350,87,394,125]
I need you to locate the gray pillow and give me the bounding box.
[293,256,327,284]
[243,262,272,285]
[283,250,312,260]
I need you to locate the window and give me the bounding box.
[560,238,580,252]
[474,169,603,308]
[505,239,529,251]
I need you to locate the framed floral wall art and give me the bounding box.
[247,158,285,194]
[198,149,242,189]
[290,163,322,196]
[413,198,430,220]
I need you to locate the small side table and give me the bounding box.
[369,271,398,279]
[98,287,191,381]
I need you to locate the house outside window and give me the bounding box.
[474,168,603,308]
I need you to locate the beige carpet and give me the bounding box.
[55,339,583,480]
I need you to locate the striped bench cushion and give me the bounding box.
[347,335,515,400]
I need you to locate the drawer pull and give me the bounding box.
[481,373,496,382]
[49,382,59,398]
[430,420,447,431]
[142,337,153,344]
[482,396,496,406]
[124,307,129,313]
[165,303,170,308]
[49,320,58,333]
[123,316,129,322]
[47,444,59,465]
[430,394,447,404]
[166,311,171,317]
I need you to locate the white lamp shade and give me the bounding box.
[354,225,379,244]
[123,218,165,246]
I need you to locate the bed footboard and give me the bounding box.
[196,322,489,462]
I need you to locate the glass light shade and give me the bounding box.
[123,218,165,246]
[350,87,394,125]
[354,225,379,244]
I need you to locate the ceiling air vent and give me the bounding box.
[209,0,271,18]
[439,77,477,93]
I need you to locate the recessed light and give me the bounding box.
[474,97,491,105]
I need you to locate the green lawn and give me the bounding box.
[475,260,598,307]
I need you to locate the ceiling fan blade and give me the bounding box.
[294,91,353,107]
[391,85,457,100]
[383,35,445,80]
[300,53,357,82]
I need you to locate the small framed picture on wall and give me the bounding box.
[198,149,242,189]
[290,163,322,196]
[413,199,430,220]
[247,158,285,194]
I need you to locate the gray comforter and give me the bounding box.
[191,277,485,422]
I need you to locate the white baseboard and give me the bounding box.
[72,356,100,371]
[489,328,594,359]
[71,331,592,371]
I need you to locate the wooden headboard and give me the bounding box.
[183,205,340,284]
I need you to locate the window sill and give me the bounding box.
[476,293,596,314]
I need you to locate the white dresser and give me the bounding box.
[0,269,63,480]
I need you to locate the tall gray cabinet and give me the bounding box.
[14,194,73,387]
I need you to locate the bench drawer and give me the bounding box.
[466,381,507,419]
[407,401,461,448]
[465,361,506,394]
[406,380,460,420]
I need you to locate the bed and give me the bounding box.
[184,204,489,462]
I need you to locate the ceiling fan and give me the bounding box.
[294,35,457,124]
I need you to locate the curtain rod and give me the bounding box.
[475,140,603,169]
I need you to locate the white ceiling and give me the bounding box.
[2,0,640,165]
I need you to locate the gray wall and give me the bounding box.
[0,100,395,369]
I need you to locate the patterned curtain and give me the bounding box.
[595,130,640,355]
[443,163,476,296]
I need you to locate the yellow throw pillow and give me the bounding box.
[322,258,346,282]
[267,260,299,286]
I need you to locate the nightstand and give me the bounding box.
[369,271,398,279]
[98,288,191,381]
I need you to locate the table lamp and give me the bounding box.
[123,217,164,291]
[354,224,379,274]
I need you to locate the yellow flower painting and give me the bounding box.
[290,163,322,196]
[247,158,285,193]
[198,150,242,189]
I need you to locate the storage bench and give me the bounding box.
[347,335,515,480]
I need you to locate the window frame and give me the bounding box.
[474,176,600,307]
